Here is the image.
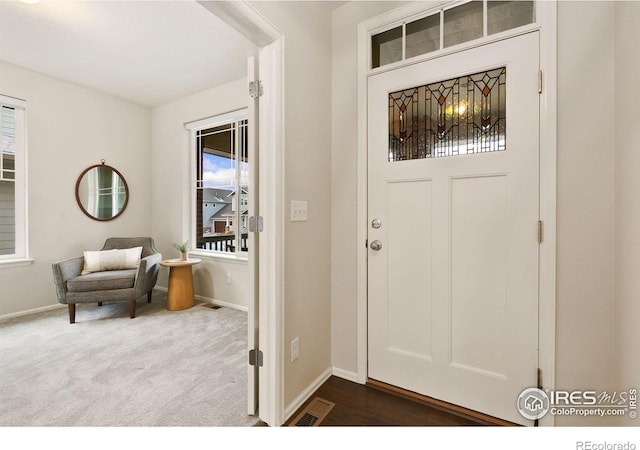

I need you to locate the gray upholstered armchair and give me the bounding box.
[52,237,162,324]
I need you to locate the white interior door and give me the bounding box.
[247,53,259,416]
[367,32,540,425]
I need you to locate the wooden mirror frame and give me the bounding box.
[75,160,129,221]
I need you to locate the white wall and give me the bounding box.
[614,1,640,425]
[556,1,616,426]
[150,77,250,310]
[249,1,333,412]
[0,61,152,318]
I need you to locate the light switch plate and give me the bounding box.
[291,337,299,362]
[290,200,308,222]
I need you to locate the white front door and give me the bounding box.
[367,32,540,425]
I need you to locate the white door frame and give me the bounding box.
[198,1,285,427]
[355,1,557,426]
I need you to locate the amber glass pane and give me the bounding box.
[406,14,440,59]
[388,67,506,162]
[488,1,535,35]
[371,26,402,68]
[443,1,483,48]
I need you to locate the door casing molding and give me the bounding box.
[199,0,286,427]
[355,0,557,426]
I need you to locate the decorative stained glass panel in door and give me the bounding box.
[388,67,506,162]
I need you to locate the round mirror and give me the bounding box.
[75,161,129,221]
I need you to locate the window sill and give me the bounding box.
[188,250,248,264]
[0,258,34,269]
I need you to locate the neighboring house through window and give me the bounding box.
[187,109,248,256]
[0,94,27,263]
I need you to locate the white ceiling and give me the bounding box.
[0,0,258,107]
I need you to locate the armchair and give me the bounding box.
[52,237,162,324]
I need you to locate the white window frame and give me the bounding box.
[186,108,249,261]
[0,94,30,267]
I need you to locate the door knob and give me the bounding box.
[371,218,382,229]
[370,240,382,251]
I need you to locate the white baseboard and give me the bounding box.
[0,303,65,322]
[284,367,333,422]
[154,286,248,313]
[0,288,247,322]
[331,367,360,384]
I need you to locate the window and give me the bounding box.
[388,67,506,161]
[0,94,27,263]
[371,1,536,69]
[371,26,403,69]
[443,1,484,48]
[188,109,249,256]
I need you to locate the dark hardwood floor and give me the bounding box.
[283,376,492,426]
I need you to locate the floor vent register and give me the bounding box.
[289,397,335,426]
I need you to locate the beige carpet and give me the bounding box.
[0,290,258,427]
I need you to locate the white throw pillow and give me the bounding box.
[81,247,143,275]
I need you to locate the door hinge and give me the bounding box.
[249,349,263,367]
[538,220,544,243]
[538,70,543,94]
[537,367,543,390]
[248,216,263,233]
[249,80,263,98]
[534,367,543,427]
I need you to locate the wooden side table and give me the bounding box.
[160,258,201,311]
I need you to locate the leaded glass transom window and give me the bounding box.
[388,67,506,162]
